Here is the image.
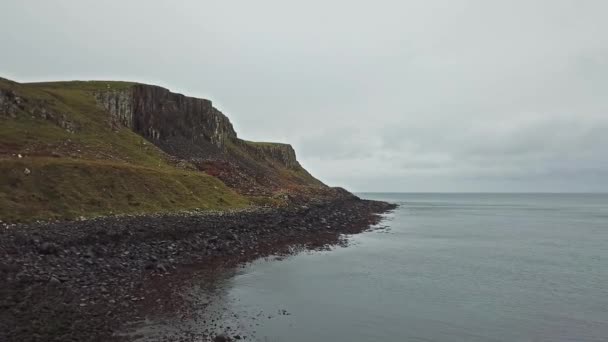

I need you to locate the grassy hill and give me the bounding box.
[0,78,250,222]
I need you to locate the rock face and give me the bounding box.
[95,84,312,191]
[96,85,236,150]
[238,141,302,169]
[0,88,22,118]
[95,88,133,128]
[132,85,237,150]
[1,81,77,132]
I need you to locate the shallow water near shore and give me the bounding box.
[146,193,608,341]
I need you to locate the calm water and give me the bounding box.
[144,193,608,341]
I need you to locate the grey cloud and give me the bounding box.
[1,0,607,192]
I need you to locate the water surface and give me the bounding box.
[162,193,608,341]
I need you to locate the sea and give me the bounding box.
[140,193,608,341]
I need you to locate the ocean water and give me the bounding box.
[163,193,608,341]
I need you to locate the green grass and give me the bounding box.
[0,157,249,223]
[26,80,137,91]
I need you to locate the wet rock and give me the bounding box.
[214,334,231,342]
[156,263,168,273]
[0,261,18,274]
[38,242,59,255]
[84,248,95,258]
[16,272,34,284]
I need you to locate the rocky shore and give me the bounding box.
[0,198,395,342]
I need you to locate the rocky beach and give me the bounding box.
[0,197,395,341]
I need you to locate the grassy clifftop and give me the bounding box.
[0,78,250,222]
[0,78,164,167]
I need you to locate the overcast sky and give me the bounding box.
[2,1,607,192]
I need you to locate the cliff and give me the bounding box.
[95,85,236,150]
[93,83,324,196]
[0,77,342,222]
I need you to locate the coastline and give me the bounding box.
[0,198,396,341]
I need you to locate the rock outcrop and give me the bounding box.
[96,85,236,150]
[0,88,22,118]
[94,88,133,128]
[237,141,302,170]
[0,81,77,132]
[94,84,319,195]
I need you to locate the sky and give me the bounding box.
[2,0,607,192]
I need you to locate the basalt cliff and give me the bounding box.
[0,77,351,222]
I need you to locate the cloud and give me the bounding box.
[2,0,607,192]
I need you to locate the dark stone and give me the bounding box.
[16,272,33,284]
[156,263,168,273]
[84,248,95,258]
[214,334,231,342]
[38,242,59,255]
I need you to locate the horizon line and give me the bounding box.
[354,191,608,194]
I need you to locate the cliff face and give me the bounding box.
[94,83,323,195]
[238,141,302,169]
[0,87,21,117]
[95,85,236,149]
[94,88,133,128]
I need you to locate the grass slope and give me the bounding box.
[229,140,325,187]
[0,78,250,222]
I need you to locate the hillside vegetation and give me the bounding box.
[0,77,332,222]
[0,78,250,222]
